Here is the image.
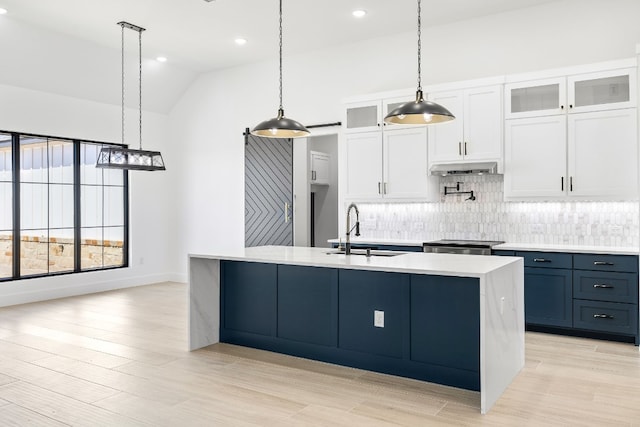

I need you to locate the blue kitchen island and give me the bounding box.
[188,246,524,414]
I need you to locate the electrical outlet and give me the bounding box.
[374,310,384,328]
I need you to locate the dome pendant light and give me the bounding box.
[96,22,166,171]
[384,0,455,125]
[251,0,310,138]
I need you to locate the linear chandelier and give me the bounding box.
[97,21,166,171]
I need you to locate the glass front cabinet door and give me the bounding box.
[568,68,637,113]
[505,77,566,119]
[506,68,636,119]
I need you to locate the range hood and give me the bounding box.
[430,161,499,176]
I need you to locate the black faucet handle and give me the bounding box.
[355,221,360,237]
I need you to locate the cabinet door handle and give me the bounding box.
[384,182,388,194]
[378,182,382,194]
[570,176,573,191]
[458,142,462,156]
[593,284,614,289]
[561,177,564,191]
[560,105,564,110]
[569,104,573,109]
[311,170,316,181]
[464,142,468,156]
[284,202,290,223]
[593,261,614,266]
[533,258,551,262]
[593,314,614,319]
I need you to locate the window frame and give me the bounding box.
[0,130,129,282]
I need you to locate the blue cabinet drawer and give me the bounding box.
[492,250,515,256]
[573,271,638,304]
[517,251,572,269]
[573,254,638,273]
[573,300,638,336]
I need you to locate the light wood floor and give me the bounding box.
[0,282,639,426]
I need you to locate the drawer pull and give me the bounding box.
[593,314,615,320]
[533,258,551,262]
[593,261,614,266]
[593,284,614,289]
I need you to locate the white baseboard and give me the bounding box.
[0,272,178,307]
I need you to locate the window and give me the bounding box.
[0,133,12,280]
[80,143,126,270]
[0,131,128,281]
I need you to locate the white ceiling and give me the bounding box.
[1,0,564,73]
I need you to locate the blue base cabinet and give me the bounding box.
[493,250,639,345]
[220,260,481,391]
[523,267,572,327]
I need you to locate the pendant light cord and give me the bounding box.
[417,0,422,92]
[139,29,143,150]
[278,0,283,112]
[121,23,125,146]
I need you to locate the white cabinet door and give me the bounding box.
[383,127,433,200]
[427,91,464,163]
[344,132,383,199]
[463,85,503,161]
[568,109,638,199]
[504,116,567,199]
[344,100,382,133]
[505,77,566,119]
[568,68,637,114]
[310,151,330,185]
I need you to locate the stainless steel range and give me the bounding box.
[423,239,505,255]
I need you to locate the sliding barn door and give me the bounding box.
[245,134,293,247]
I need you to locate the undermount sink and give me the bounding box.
[325,249,405,257]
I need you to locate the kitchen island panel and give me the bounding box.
[338,269,409,359]
[277,265,338,347]
[222,261,277,337]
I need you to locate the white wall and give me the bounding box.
[169,0,640,275]
[0,83,179,306]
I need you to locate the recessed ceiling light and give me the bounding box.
[352,9,366,18]
[235,38,248,46]
[0,8,8,15]
[156,56,167,62]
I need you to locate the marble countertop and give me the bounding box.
[326,237,639,255]
[189,245,521,278]
[493,242,639,255]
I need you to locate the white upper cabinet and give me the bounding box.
[383,127,432,200]
[504,116,567,199]
[506,77,566,118]
[343,126,436,201]
[506,67,636,119]
[344,131,383,199]
[428,84,503,164]
[568,109,638,199]
[504,61,638,201]
[344,100,382,133]
[310,151,330,186]
[568,69,637,113]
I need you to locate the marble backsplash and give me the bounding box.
[356,175,639,248]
